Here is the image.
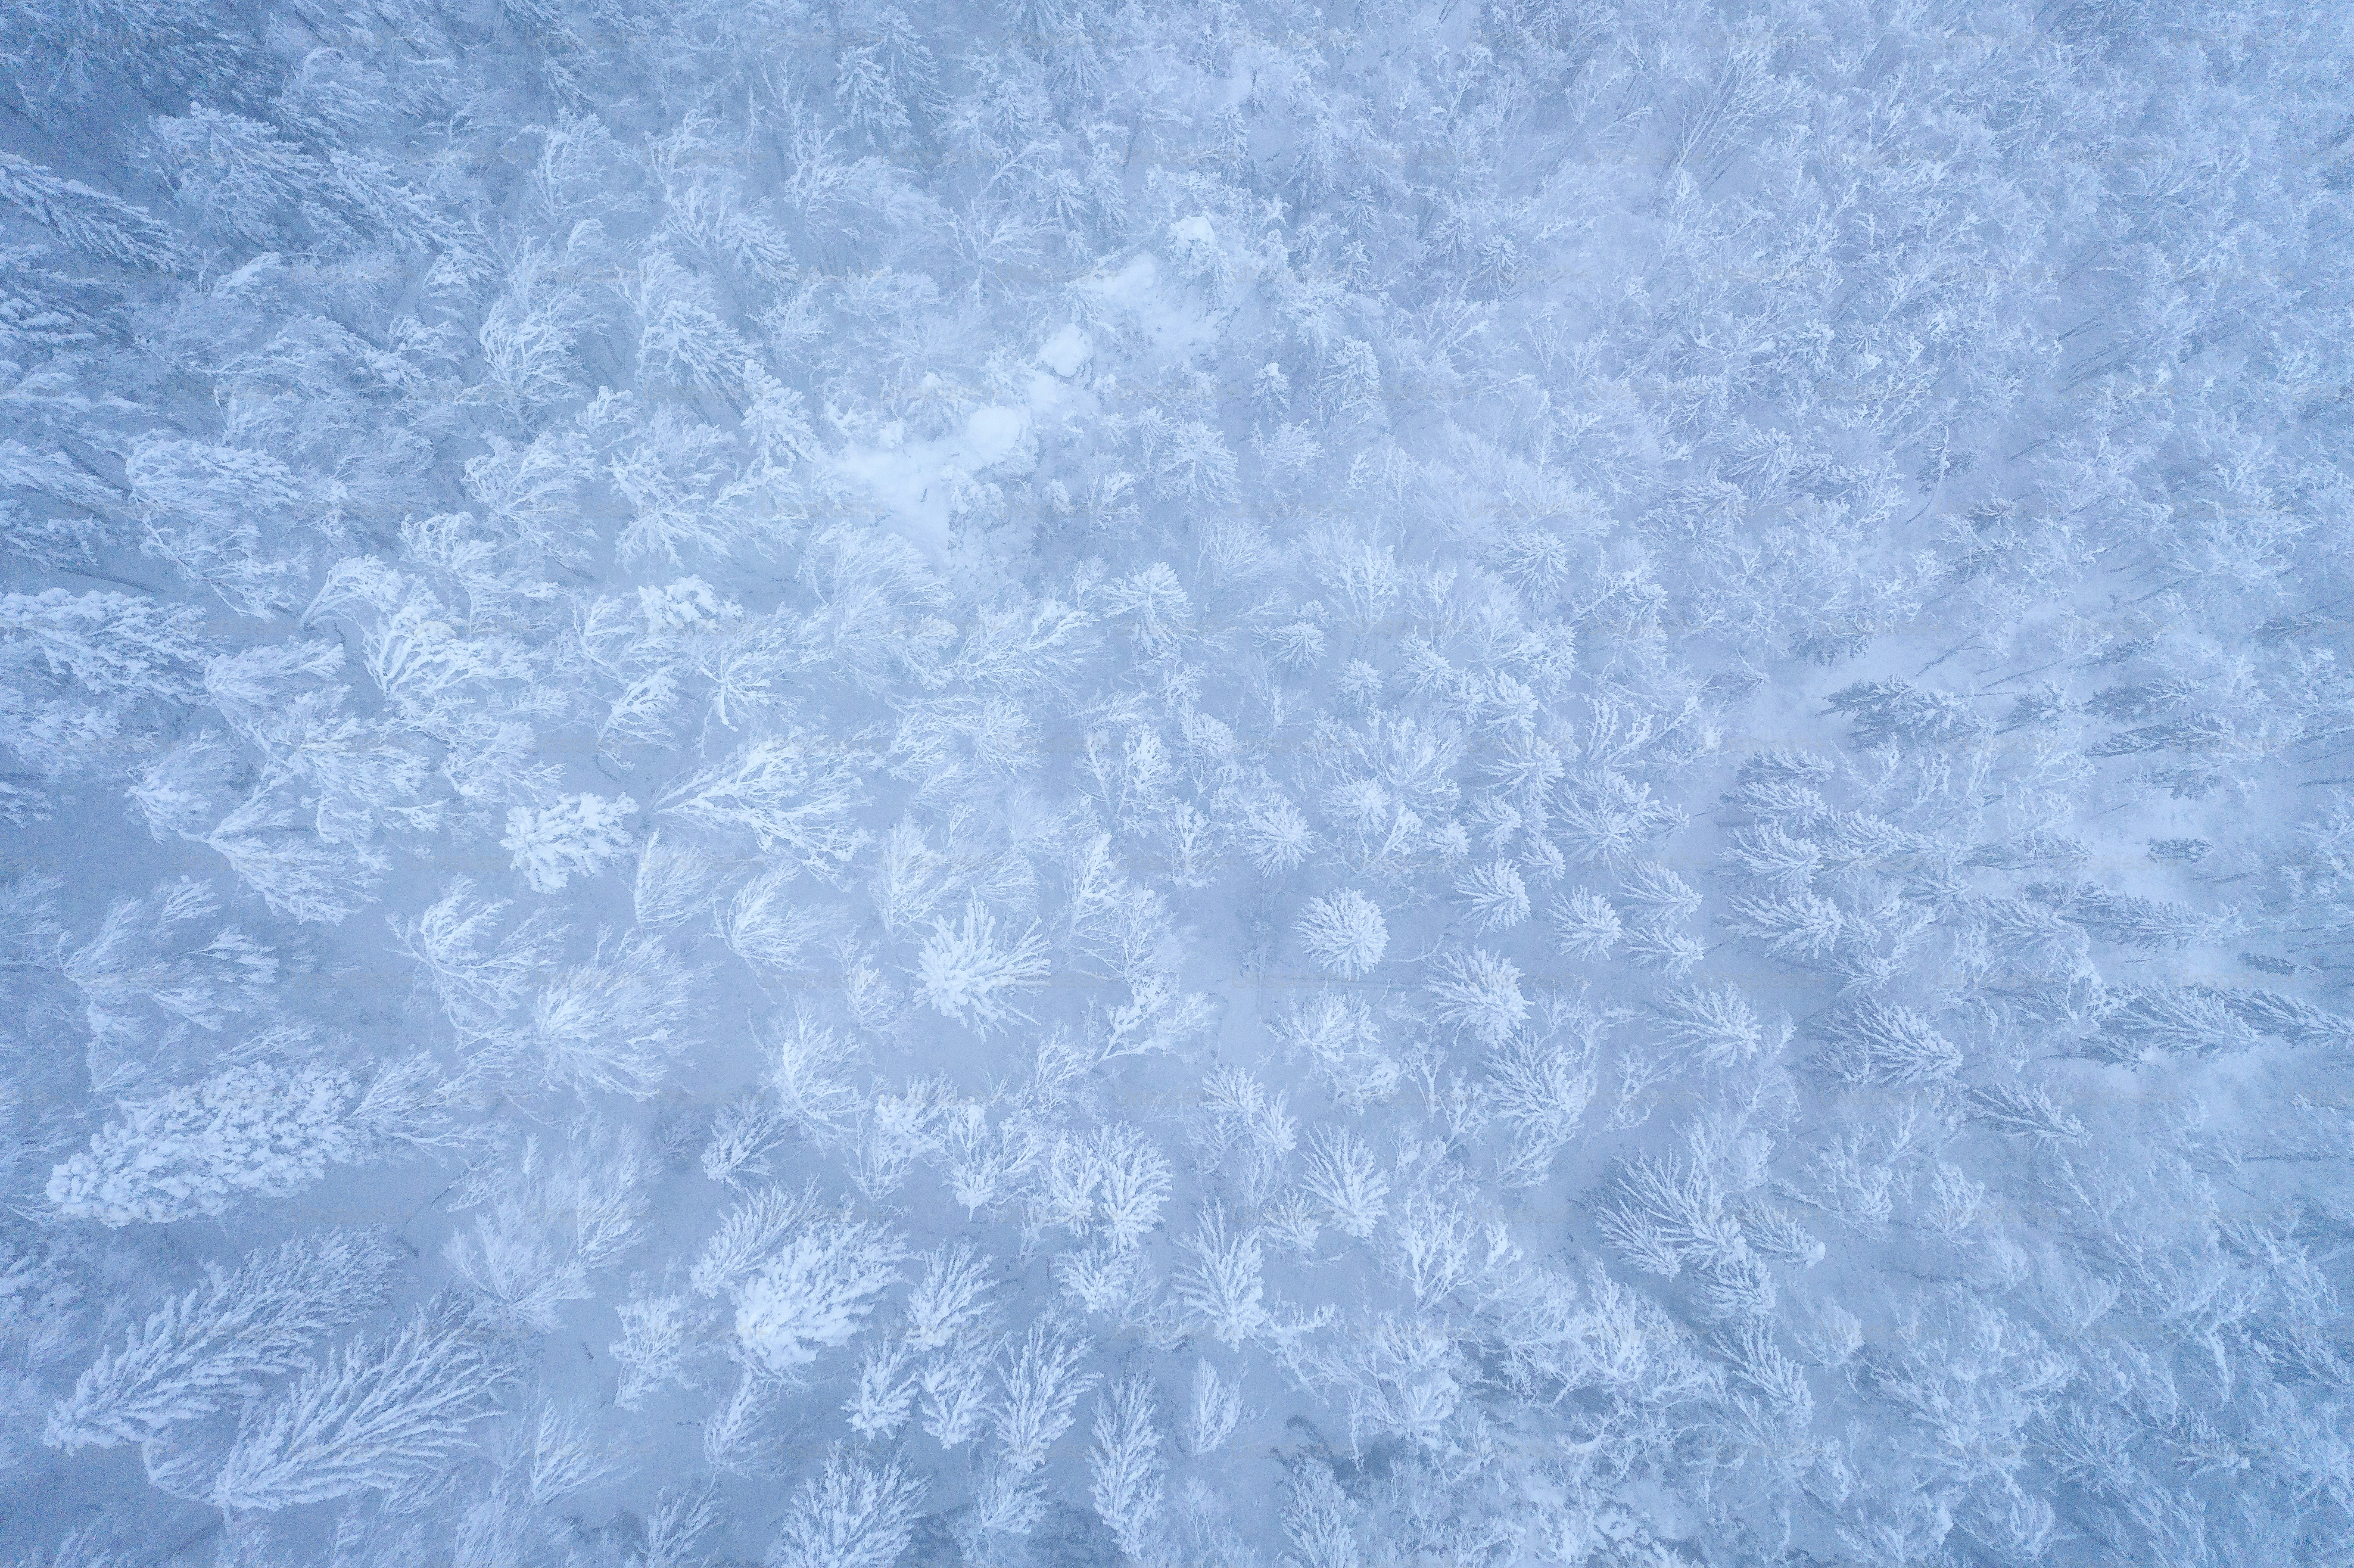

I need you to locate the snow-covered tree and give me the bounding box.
[1173,1207,1269,1349]
[768,1447,926,1568]
[1424,947,1528,1048]
[1296,890,1387,977]
[1089,1373,1168,1562]
[914,897,1052,1035]
[58,876,277,1094]
[199,1294,522,1512]
[44,1229,400,1451]
[443,1120,655,1332]
[502,793,638,893]
[732,1209,908,1379]
[655,733,873,879]
[48,1051,460,1225]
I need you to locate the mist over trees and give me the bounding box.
[5,0,2354,1565]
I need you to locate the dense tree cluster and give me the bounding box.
[5,0,2354,1564]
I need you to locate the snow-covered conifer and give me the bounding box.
[1299,885,1384,970]
[45,1230,400,1451]
[915,897,1052,1035]
[502,793,637,893]
[202,1294,522,1512]
[1090,1373,1168,1561]
[732,1211,907,1378]
[769,1447,925,1568]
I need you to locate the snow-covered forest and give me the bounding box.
[3,0,2353,1563]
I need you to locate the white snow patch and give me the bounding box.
[963,404,1028,466]
[829,375,1096,559]
[1040,325,1094,377]
[1080,252,1220,362]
